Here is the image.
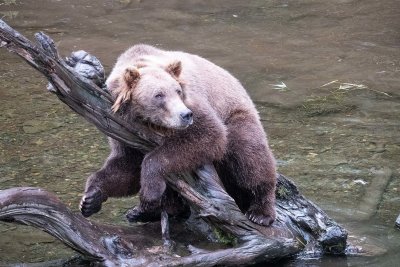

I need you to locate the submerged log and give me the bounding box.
[0,19,350,266]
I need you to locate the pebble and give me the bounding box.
[367,142,386,153]
[353,179,368,185]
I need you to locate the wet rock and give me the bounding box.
[353,179,368,185]
[367,142,386,153]
[319,225,348,255]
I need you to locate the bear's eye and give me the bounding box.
[176,89,182,95]
[155,93,165,99]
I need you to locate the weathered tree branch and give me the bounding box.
[0,19,350,266]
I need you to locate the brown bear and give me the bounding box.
[80,44,277,226]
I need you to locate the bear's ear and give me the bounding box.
[111,67,140,113]
[123,67,140,88]
[166,60,182,77]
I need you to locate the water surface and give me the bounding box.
[0,0,399,265]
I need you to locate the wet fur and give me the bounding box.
[81,44,277,226]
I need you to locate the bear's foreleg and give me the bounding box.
[138,109,228,213]
[80,139,143,217]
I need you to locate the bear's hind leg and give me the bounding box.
[223,114,277,226]
[126,187,190,223]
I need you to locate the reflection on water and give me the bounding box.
[0,0,399,265]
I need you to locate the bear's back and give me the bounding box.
[169,50,258,122]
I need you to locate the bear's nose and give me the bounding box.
[180,110,193,124]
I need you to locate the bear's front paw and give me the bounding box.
[79,187,107,217]
[245,208,275,226]
[125,205,161,223]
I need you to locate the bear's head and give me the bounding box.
[110,61,193,130]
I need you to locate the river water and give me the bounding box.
[0,0,399,266]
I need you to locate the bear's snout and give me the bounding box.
[180,110,193,127]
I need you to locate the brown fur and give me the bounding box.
[111,67,140,113]
[80,44,277,226]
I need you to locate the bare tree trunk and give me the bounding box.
[0,19,350,266]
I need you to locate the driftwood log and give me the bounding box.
[0,19,352,266]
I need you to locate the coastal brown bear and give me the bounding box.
[80,44,277,226]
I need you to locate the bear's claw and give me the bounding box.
[126,205,161,223]
[245,210,275,226]
[80,188,106,217]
